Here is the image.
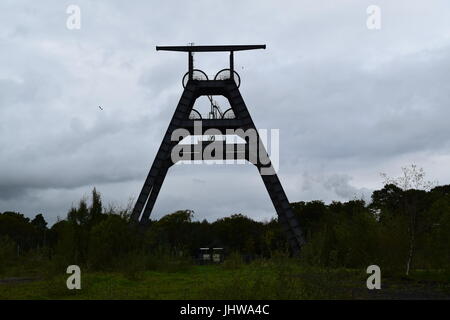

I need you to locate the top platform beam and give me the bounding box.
[156,45,266,52]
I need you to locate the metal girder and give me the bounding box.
[132,79,305,254]
[156,45,266,52]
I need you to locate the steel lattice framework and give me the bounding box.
[131,45,305,254]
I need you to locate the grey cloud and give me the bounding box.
[299,171,372,204]
[1,0,450,224]
[0,186,30,201]
[322,174,372,202]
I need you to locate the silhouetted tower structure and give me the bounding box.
[131,45,305,254]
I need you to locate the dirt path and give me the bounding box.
[0,277,40,284]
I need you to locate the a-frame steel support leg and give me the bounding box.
[140,160,171,223]
[223,81,305,253]
[130,84,195,222]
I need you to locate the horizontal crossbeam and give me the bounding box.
[156,45,266,52]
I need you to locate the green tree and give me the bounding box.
[150,210,195,253]
[379,164,437,275]
[31,213,48,248]
[0,211,37,253]
[89,188,104,227]
[88,214,139,270]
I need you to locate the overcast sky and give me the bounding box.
[1,1,450,225]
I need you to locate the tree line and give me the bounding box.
[1,183,449,275]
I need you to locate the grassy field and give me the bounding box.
[1,257,449,300]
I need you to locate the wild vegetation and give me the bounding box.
[1,166,449,299]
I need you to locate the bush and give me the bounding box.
[222,251,244,270]
[144,247,193,273]
[0,236,16,274]
[87,215,140,270]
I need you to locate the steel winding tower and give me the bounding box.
[131,45,305,254]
